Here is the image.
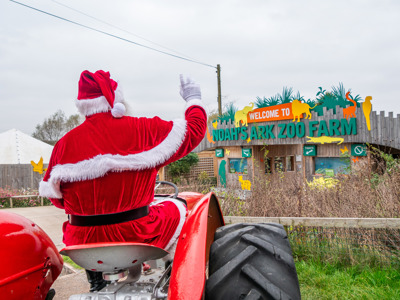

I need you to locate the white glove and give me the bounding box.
[179,74,201,102]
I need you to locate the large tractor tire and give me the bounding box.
[206,223,301,300]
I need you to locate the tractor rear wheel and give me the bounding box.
[206,223,301,300]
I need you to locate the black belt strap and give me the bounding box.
[68,206,149,227]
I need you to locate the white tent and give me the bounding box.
[0,129,53,164]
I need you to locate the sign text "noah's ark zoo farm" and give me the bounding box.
[212,118,357,141]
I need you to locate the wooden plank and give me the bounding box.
[389,112,394,147]
[396,115,400,149]
[378,111,384,145]
[374,112,380,144]
[384,111,389,147]
[225,216,400,229]
[370,110,375,144]
[11,194,39,198]
[376,110,381,145]
[8,195,43,207]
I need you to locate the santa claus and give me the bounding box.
[39,70,207,291]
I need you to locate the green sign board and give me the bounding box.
[303,145,317,156]
[215,149,224,158]
[351,144,367,156]
[325,169,335,177]
[242,148,252,158]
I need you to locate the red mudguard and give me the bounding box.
[0,211,63,299]
[168,192,224,300]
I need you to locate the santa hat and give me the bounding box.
[75,70,126,118]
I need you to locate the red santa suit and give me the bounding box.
[39,70,206,251]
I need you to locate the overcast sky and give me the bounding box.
[1,0,400,135]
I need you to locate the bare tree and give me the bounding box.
[65,114,82,132]
[32,110,82,145]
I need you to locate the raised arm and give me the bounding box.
[159,75,207,167]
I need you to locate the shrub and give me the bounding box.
[167,153,199,184]
[307,177,340,190]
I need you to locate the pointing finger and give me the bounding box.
[179,74,185,86]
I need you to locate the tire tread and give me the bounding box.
[206,223,301,300]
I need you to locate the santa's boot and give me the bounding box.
[86,270,107,292]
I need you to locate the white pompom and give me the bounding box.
[111,102,126,118]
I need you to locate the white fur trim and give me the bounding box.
[75,96,111,116]
[41,119,187,198]
[39,180,62,199]
[184,99,206,114]
[75,87,126,117]
[151,199,187,251]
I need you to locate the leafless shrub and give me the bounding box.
[244,156,400,218]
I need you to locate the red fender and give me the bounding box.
[168,192,224,300]
[0,211,63,299]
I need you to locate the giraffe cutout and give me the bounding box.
[238,176,251,191]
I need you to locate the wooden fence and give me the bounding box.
[0,164,46,190]
[7,195,44,208]
[225,216,400,229]
[225,216,400,268]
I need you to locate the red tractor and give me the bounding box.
[0,182,301,300]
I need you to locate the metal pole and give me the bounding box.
[217,64,222,115]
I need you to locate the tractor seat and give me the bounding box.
[60,242,168,273]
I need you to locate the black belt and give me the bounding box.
[68,206,149,227]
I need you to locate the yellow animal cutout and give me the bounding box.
[31,157,47,174]
[206,126,216,144]
[225,149,230,156]
[362,96,373,131]
[235,102,254,127]
[238,176,251,191]
[246,137,251,143]
[212,120,218,129]
[306,136,344,144]
[291,100,317,122]
[340,146,349,154]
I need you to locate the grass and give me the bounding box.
[296,260,400,300]
[62,255,83,270]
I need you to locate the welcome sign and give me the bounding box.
[247,103,295,123]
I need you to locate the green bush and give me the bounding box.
[167,153,199,184]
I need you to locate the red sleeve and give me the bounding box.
[49,197,65,209]
[160,104,207,167]
[134,116,174,152]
